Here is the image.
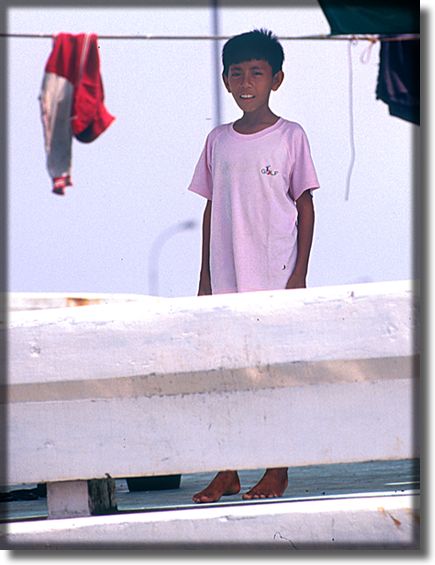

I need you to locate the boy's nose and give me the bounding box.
[241,74,252,87]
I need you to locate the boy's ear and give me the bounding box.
[222,72,231,92]
[272,70,284,91]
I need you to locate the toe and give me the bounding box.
[193,491,218,503]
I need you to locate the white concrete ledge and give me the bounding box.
[7,281,418,384]
[1,492,419,549]
[3,281,419,484]
[7,291,163,311]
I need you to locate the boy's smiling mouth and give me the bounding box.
[240,94,255,99]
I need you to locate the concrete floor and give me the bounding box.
[0,458,420,523]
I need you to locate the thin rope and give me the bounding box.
[359,36,377,64]
[2,28,417,200]
[345,39,357,201]
[0,32,419,42]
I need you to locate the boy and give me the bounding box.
[188,29,320,503]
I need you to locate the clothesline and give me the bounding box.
[14,27,419,200]
[0,32,420,42]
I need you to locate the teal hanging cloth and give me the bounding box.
[317,0,419,125]
[317,0,419,35]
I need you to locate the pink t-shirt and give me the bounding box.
[188,117,320,294]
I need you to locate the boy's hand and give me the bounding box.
[285,189,314,291]
[198,284,212,296]
[198,274,212,295]
[285,272,306,290]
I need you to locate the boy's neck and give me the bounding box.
[233,109,280,134]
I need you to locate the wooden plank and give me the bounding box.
[3,281,419,485]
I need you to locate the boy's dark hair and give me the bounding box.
[222,29,284,76]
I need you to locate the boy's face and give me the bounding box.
[222,59,284,114]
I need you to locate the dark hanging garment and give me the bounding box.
[376,38,419,125]
[317,1,420,125]
[317,0,419,35]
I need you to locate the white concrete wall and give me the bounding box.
[3,493,419,549]
[3,280,419,485]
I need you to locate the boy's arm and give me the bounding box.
[198,200,212,295]
[286,190,315,290]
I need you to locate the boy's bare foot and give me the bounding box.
[242,467,288,500]
[192,470,241,503]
